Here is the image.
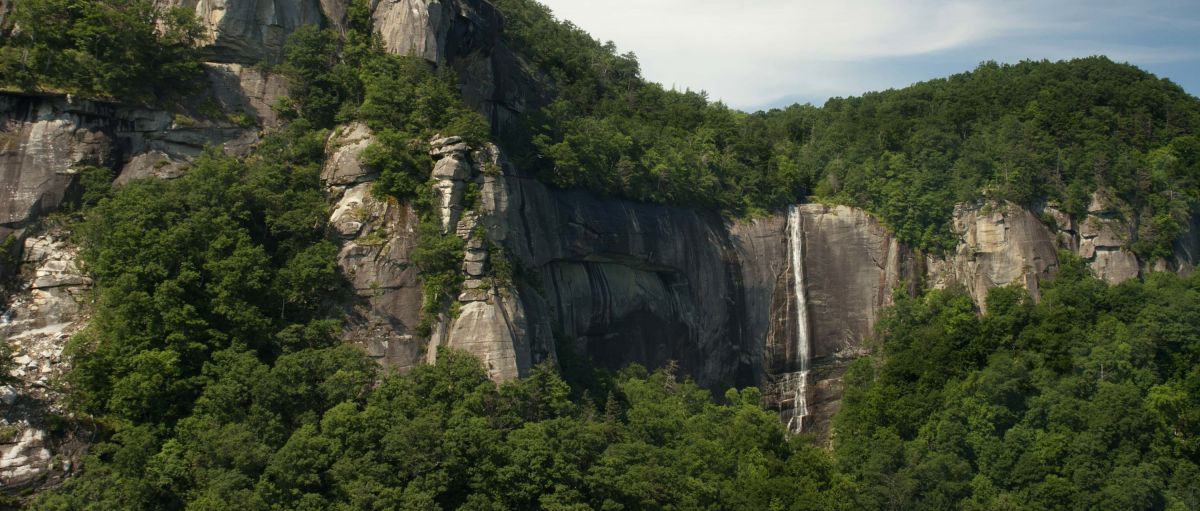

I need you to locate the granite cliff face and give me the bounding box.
[155,0,332,63]
[925,197,1199,311]
[368,0,545,132]
[729,205,913,438]
[925,202,1060,309]
[0,91,264,271]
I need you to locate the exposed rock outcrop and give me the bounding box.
[0,97,115,248]
[1,230,90,491]
[731,205,913,439]
[322,124,427,370]
[0,87,275,279]
[204,63,290,130]
[926,202,1060,309]
[1172,213,1200,277]
[372,0,454,62]
[1075,192,1140,283]
[156,0,329,64]
[370,0,547,134]
[481,168,750,387]
[1,75,280,493]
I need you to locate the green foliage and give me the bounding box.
[492,0,1200,253]
[411,219,465,336]
[834,263,1200,509]
[0,328,12,387]
[0,0,204,102]
[487,241,515,287]
[40,349,841,510]
[72,165,117,210]
[66,123,339,426]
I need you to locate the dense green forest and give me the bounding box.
[493,0,1200,253]
[0,0,204,101]
[836,259,1200,510]
[4,0,1200,509]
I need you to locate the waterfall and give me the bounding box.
[785,205,811,433]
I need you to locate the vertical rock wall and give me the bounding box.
[369,0,548,134]
[155,0,329,64]
[732,205,913,440]
[925,202,1060,309]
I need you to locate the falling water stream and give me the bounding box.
[785,205,811,433]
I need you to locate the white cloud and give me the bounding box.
[536,0,1200,109]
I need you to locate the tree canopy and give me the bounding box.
[0,0,204,101]
[493,0,1200,253]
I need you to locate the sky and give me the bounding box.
[536,0,1200,111]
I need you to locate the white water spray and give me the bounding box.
[785,205,811,433]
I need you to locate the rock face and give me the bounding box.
[1,230,90,491]
[156,0,329,64]
[1,74,278,492]
[1172,213,1200,277]
[0,86,276,278]
[369,0,547,134]
[322,124,427,370]
[923,197,1199,306]
[204,63,290,130]
[926,202,1060,309]
[1076,193,1140,283]
[479,167,750,386]
[731,205,913,439]
[0,97,115,248]
[372,0,454,62]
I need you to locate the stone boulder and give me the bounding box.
[322,122,377,187]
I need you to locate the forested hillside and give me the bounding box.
[836,259,1200,509]
[494,0,1200,253]
[1,0,1199,509]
